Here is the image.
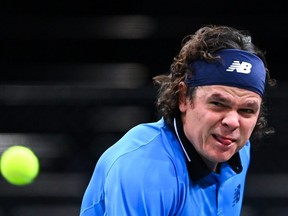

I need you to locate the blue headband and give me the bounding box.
[185,49,266,97]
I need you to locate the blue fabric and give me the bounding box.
[80,118,250,216]
[186,49,266,96]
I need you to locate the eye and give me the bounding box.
[211,101,225,107]
[239,108,255,114]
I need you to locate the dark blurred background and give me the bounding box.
[0,1,288,216]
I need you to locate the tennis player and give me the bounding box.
[80,25,275,216]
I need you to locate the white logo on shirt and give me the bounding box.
[226,61,252,74]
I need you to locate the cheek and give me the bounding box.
[191,111,203,123]
[185,109,203,127]
[239,119,258,145]
[185,109,211,137]
[246,118,258,134]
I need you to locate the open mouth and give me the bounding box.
[212,134,236,146]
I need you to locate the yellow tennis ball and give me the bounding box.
[0,145,39,186]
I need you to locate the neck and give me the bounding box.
[201,157,220,173]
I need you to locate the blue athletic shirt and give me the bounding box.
[80,117,250,216]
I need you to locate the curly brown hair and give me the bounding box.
[153,25,276,140]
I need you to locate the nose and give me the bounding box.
[221,111,240,130]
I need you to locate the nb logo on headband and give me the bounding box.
[226,61,252,74]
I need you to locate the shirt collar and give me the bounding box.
[173,117,243,182]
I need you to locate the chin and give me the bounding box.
[208,152,234,163]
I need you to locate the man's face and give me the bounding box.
[179,84,261,170]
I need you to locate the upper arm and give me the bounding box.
[104,155,180,215]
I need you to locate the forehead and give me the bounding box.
[195,85,262,103]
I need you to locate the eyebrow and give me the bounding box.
[208,93,260,109]
[209,93,231,104]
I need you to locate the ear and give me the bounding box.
[178,82,188,112]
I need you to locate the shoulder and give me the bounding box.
[238,140,251,171]
[96,119,177,173]
[98,118,185,183]
[85,119,188,215]
[239,141,250,159]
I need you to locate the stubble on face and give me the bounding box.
[179,84,261,171]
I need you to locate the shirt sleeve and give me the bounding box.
[103,155,180,216]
